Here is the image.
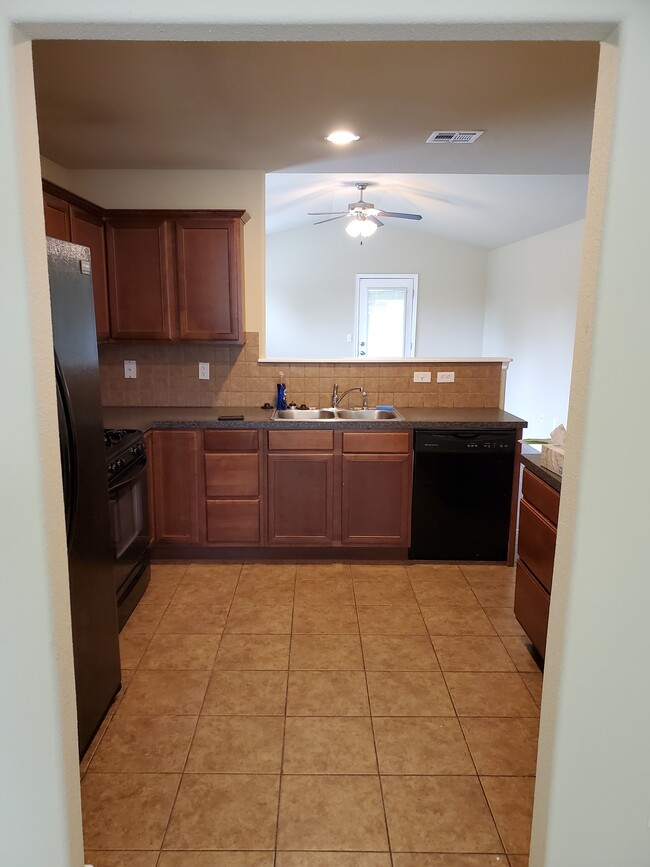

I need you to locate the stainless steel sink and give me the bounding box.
[335,409,401,420]
[271,407,402,422]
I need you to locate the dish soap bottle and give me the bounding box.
[276,372,288,410]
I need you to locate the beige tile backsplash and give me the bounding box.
[99,332,502,409]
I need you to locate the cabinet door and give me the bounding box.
[43,193,71,241]
[175,217,244,341]
[152,431,201,543]
[267,453,335,545]
[106,217,173,340]
[70,207,111,342]
[341,453,412,545]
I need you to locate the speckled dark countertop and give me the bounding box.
[103,405,527,432]
[521,451,562,492]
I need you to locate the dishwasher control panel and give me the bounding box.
[414,429,517,454]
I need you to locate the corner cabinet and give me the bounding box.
[105,210,248,343]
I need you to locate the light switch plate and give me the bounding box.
[198,362,210,380]
[413,371,432,383]
[123,360,137,379]
[437,371,455,383]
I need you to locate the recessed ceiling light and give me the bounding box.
[325,130,360,145]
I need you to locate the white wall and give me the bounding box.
[483,220,584,438]
[266,222,488,358]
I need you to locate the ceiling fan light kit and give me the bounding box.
[308,182,422,241]
[325,130,360,144]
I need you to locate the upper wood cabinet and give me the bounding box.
[43,191,71,241]
[106,210,247,343]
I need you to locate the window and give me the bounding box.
[355,274,418,358]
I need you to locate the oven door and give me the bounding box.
[108,455,150,595]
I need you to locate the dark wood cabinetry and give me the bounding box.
[267,452,336,545]
[151,430,201,544]
[204,430,262,545]
[515,465,561,659]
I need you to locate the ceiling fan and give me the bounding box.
[308,183,422,237]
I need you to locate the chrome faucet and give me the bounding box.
[331,383,369,409]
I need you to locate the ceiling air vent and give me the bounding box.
[426,130,484,144]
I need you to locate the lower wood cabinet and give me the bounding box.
[204,429,262,545]
[267,452,336,545]
[341,453,411,545]
[151,430,201,544]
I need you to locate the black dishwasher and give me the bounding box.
[409,429,516,561]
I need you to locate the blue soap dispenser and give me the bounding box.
[276,371,287,410]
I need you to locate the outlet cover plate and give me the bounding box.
[123,360,137,379]
[413,371,432,383]
[199,362,210,380]
[437,371,455,383]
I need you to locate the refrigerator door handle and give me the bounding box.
[55,354,77,546]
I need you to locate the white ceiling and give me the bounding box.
[32,39,597,248]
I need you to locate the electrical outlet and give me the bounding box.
[198,362,210,380]
[123,360,137,379]
[437,371,455,383]
[413,371,432,383]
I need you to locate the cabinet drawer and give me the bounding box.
[268,430,334,451]
[514,558,550,659]
[206,499,260,543]
[342,431,411,454]
[205,453,259,497]
[518,499,557,593]
[522,468,560,525]
[204,429,259,452]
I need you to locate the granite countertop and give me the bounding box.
[521,451,562,492]
[103,405,527,432]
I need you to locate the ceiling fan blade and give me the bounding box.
[367,216,384,227]
[313,215,349,225]
[308,211,349,216]
[376,211,423,220]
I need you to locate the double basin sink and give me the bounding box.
[272,408,403,421]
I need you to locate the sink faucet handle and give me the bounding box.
[331,383,339,407]
[361,387,369,409]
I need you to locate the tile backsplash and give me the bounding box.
[99,332,503,408]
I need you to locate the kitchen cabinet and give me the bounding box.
[105,210,247,343]
[204,430,262,544]
[151,430,201,544]
[42,182,110,341]
[514,465,561,659]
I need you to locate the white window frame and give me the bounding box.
[354,273,418,359]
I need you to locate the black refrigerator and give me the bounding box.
[48,238,121,756]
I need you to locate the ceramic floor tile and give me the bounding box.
[471,583,516,608]
[392,856,510,866]
[186,715,285,772]
[481,776,536,854]
[287,670,369,716]
[159,854,275,867]
[373,717,474,775]
[106,668,135,717]
[173,576,238,606]
[350,563,409,580]
[444,673,540,718]
[118,632,151,668]
[117,670,210,715]
[292,604,359,634]
[460,717,540,775]
[164,773,280,850]
[294,577,355,606]
[277,774,389,851]
[521,672,543,706]
[141,575,183,606]
[353,578,416,605]
[81,771,180,850]
[88,714,196,773]
[277,855,391,866]
[157,602,229,634]
[241,562,297,579]
[290,634,364,670]
[421,605,496,636]
[203,670,288,715]
[225,602,293,634]
[361,635,439,671]
[381,775,502,854]
[483,606,526,636]
[120,602,167,637]
[500,636,543,673]
[151,562,189,580]
[233,573,296,604]
[508,857,529,867]
[433,637,516,672]
[406,564,465,581]
[283,716,377,773]
[80,715,110,775]
[366,671,455,716]
[357,604,426,636]
[139,633,221,670]
[184,561,243,580]
[296,562,351,580]
[85,852,160,867]
[410,581,478,607]
[460,565,516,583]
[214,634,291,669]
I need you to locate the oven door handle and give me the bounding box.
[108,456,147,494]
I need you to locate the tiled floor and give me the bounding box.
[81,561,543,867]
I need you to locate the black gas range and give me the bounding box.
[104,428,151,630]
